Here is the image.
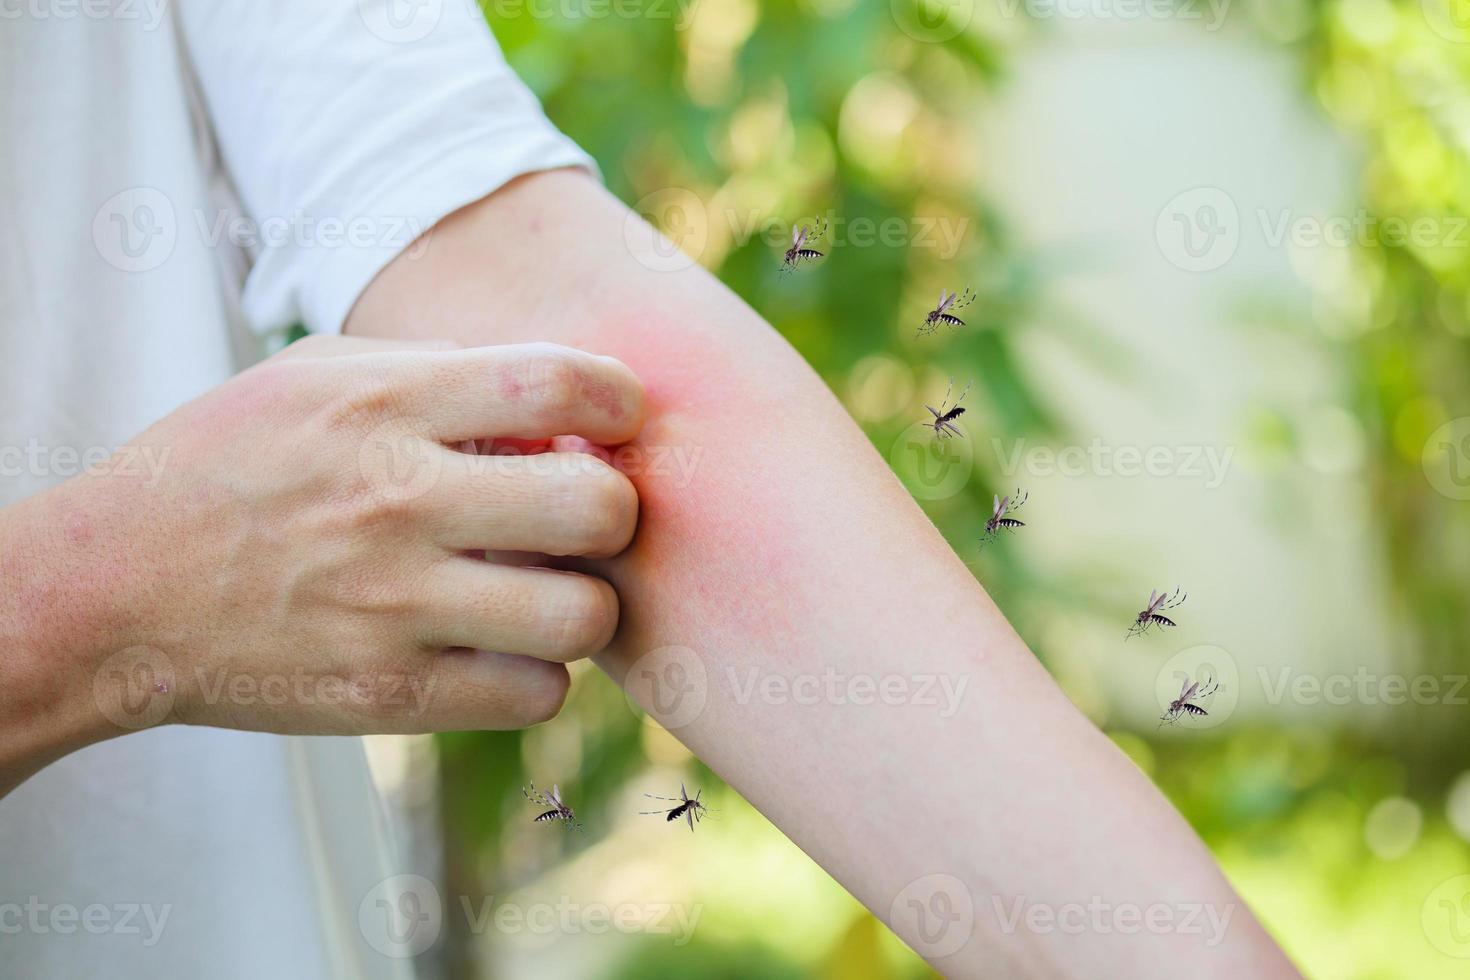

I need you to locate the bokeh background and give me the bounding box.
[363,1,1470,977]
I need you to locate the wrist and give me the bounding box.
[0,479,160,793]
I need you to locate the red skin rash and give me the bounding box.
[559,314,814,653]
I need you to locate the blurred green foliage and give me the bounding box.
[428,2,1470,978]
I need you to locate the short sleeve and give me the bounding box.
[175,0,597,335]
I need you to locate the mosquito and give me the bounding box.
[523,781,580,830]
[780,218,827,274]
[640,783,709,832]
[925,378,971,439]
[980,490,1027,545]
[1126,587,1187,640]
[1158,674,1220,729]
[918,287,975,336]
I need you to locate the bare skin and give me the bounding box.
[0,338,645,797]
[345,168,1301,978]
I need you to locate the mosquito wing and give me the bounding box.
[1145,590,1165,615]
[794,225,808,248]
[1180,678,1198,701]
[936,289,955,313]
[997,495,1010,518]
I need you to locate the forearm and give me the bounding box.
[347,170,1295,977]
[0,481,134,797]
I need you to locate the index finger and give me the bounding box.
[383,343,646,445]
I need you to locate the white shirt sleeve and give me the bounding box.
[175,0,597,335]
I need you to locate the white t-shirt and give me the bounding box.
[0,2,593,976]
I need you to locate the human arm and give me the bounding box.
[345,168,1300,978]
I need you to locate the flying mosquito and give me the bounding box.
[980,490,1028,545]
[523,781,580,830]
[780,218,827,274]
[917,287,975,336]
[924,378,971,439]
[1158,674,1220,729]
[1126,587,1187,640]
[640,783,709,832]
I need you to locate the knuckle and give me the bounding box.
[557,459,637,554]
[516,663,571,725]
[546,576,619,658]
[523,349,585,421]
